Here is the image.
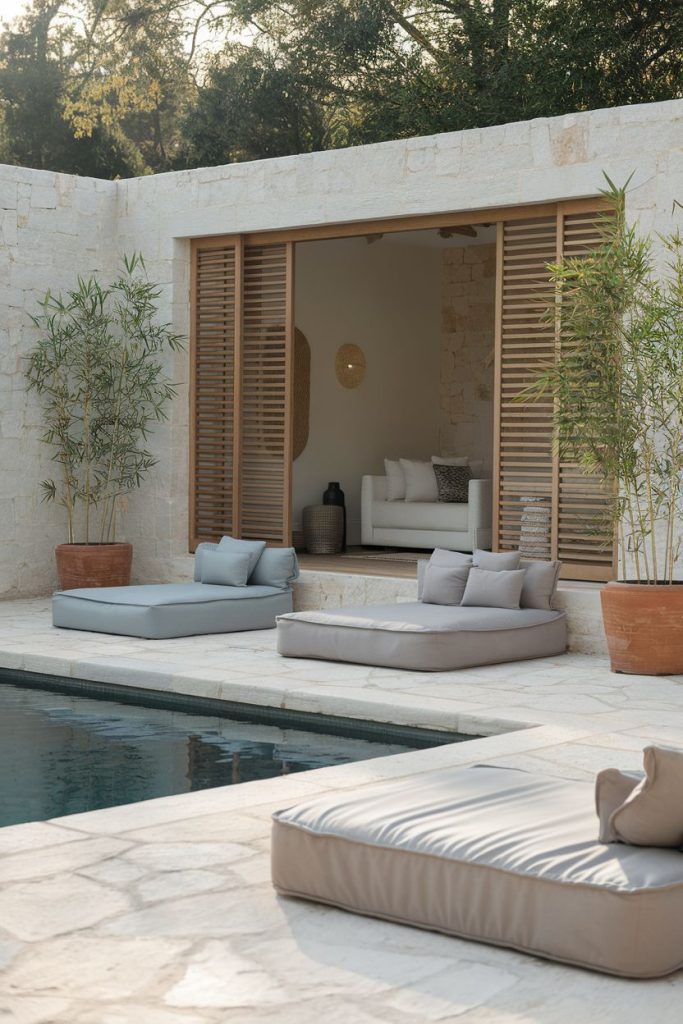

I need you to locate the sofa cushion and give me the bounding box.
[474,549,521,571]
[271,764,683,978]
[521,560,562,611]
[461,567,527,609]
[250,547,299,590]
[373,500,468,532]
[199,549,251,587]
[384,459,406,501]
[399,459,438,502]
[434,464,472,503]
[218,536,267,578]
[611,746,683,847]
[421,564,470,606]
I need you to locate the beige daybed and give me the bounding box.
[272,765,683,978]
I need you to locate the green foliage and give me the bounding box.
[1,1,681,176]
[25,255,185,544]
[521,179,683,584]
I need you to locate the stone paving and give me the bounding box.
[1,597,683,1022]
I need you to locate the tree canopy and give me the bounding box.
[1,0,681,178]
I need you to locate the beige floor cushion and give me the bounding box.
[277,602,567,671]
[272,765,683,978]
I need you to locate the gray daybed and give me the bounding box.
[272,764,683,979]
[277,550,567,671]
[277,603,566,671]
[53,539,298,639]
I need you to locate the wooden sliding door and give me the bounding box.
[493,200,616,581]
[190,237,294,549]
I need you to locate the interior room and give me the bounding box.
[291,224,497,553]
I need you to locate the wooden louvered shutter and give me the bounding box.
[190,237,239,546]
[493,203,616,581]
[190,237,293,549]
[555,207,616,580]
[237,242,294,543]
[493,215,558,561]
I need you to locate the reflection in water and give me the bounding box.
[0,682,423,827]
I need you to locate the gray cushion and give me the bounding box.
[53,582,292,639]
[218,536,267,578]
[521,560,561,610]
[250,547,299,589]
[272,765,683,978]
[474,548,521,570]
[277,602,567,671]
[199,549,251,587]
[420,564,469,605]
[461,567,527,609]
[430,548,473,568]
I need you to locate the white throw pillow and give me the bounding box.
[431,455,469,467]
[400,459,438,502]
[384,459,406,501]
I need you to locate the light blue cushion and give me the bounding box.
[218,536,267,579]
[250,547,299,590]
[194,542,219,582]
[200,549,251,587]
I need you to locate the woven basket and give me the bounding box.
[303,505,344,555]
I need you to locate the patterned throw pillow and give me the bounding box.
[433,464,472,503]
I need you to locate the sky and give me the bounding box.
[0,0,30,24]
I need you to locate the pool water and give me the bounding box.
[0,678,472,828]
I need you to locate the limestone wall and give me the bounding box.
[1,98,682,594]
[0,166,116,597]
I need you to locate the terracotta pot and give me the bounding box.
[55,543,133,590]
[600,581,683,675]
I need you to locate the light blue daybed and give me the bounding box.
[52,539,298,639]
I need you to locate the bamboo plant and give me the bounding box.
[521,178,683,584]
[25,254,184,544]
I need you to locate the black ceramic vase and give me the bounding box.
[323,482,346,552]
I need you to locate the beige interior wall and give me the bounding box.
[439,242,496,474]
[293,236,442,545]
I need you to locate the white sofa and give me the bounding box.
[361,474,492,552]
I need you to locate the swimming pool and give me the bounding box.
[0,673,476,828]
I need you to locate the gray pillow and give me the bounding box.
[433,464,472,503]
[474,549,521,571]
[217,536,267,579]
[610,746,683,847]
[193,542,219,581]
[595,768,644,843]
[430,548,473,568]
[199,549,251,587]
[461,567,527,609]
[421,564,470,606]
[520,560,562,611]
[250,547,299,589]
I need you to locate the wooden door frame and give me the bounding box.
[190,194,611,559]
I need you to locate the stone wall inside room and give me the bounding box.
[439,242,496,475]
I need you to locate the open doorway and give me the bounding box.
[292,224,497,560]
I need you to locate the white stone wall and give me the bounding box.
[2,98,682,595]
[0,166,116,597]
